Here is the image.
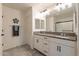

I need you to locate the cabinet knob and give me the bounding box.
[57,46,59,51]
[36,40,39,43]
[1,34,4,36]
[2,43,4,46]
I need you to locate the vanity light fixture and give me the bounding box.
[40,9,47,13]
[55,3,72,11]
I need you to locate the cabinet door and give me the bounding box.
[59,45,76,56]
[34,38,39,50]
[38,37,43,52]
[34,36,43,52]
[48,42,58,56]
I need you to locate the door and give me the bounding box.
[59,45,76,56]
[48,42,58,56]
[34,37,40,50]
[34,35,43,52]
[0,3,2,55]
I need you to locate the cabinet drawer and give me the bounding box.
[44,37,49,41]
[34,35,44,39]
[57,39,76,47]
[43,40,48,44]
[42,44,48,51]
[42,49,48,55]
[43,42,48,45]
[43,41,48,48]
[43,45,48,49]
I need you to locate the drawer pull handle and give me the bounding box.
[44,43,48,45]
[59,46,61,52]
[57,46,61,52]
[57,46,59,51]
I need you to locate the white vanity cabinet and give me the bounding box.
[48,37,76,56]
[34,35,49,55]
[33,35,76,56]
[34,35,43,52]
[59,44,76,56]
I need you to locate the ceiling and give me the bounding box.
[32,3,56,12]
[2,3,32,11]
[2,3,56,11]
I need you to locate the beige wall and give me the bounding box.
[22,7,33,48]
[54,13,73,22]
[46,16,55,32]
[32,6,46,32]
[2,6,27,50]
[0,3,2,55]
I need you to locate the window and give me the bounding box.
[35,19,46,31]
[41,20,45,29]
[35,19,40,29]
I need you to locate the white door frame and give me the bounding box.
[0,3,2,56]
[75,3,79,56]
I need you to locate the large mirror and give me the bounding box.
[55,20,73,32]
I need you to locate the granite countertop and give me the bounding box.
[34,31,77,41]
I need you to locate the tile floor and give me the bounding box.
[3,44,45,56]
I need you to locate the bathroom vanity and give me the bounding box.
[33,32,77,56]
